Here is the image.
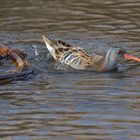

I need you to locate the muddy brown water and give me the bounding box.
[0,0,140,140]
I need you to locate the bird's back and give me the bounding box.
[43,36,103,70]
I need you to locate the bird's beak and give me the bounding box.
[124,53,140,62]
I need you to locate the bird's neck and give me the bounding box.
[101,53,117,71]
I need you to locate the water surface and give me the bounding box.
[0,0,140,140]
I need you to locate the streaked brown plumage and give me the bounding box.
[43,35,140,72]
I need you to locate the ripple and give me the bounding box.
[0,0,140,139]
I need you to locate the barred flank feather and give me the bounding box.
[43,35,126,71]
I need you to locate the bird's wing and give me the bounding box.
[43,36,103,70]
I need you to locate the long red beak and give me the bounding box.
[124,53,140,62]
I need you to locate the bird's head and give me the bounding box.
[104,47,140,71]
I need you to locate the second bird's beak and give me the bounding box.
[124,53,140,62]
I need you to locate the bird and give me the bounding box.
[43,35,140,72]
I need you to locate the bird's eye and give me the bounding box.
[117,50,125,54]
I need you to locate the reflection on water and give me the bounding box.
[0,0,140,140]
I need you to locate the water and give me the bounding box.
[0,0,140,140]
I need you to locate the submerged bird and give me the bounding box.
[43,36,140,72]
